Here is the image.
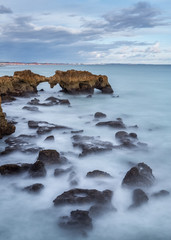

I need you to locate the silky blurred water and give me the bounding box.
[0,64,171,240]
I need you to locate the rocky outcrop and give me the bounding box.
[0,69,113,97]
[0,69,113,138]
[48,70,113,94]
[0,96,15,139]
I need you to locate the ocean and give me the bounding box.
[0,64,171,240]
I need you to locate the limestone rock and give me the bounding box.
[0,96,15,139]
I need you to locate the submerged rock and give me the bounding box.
[28,160,47,178]
[27,96,70,106]
[59,210,93,234]
[54,167,72,177]
[28,120,71,135]
[1,134,41,154]
[37,149,68,165]
[53,188,113,206]
[122,162,155,188]
[89,203,116,217]
[94,112,107,119]
[96,119,126,129]
[44,135,55,141]
[152,190,170,198]
[129,189,149,209]
[22,106,39,112]
[86,170,112,178]
[72,134,114,157]
[23,183,44,193]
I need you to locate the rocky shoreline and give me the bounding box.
[0,68,170,237]
[0,69,113,138]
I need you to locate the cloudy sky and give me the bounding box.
[0,0,171,64]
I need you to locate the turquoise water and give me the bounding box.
[0,64,171,240]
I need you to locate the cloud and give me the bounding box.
[0,5,12,14]
[85,1,167,32]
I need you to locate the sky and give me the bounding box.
[0,0,171,64]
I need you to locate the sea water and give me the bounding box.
[0,64,171,240]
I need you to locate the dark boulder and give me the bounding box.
[122,162,155,188]
[37,149,68,165]
[86,170,112,178]
[129,189,149,209]
[28,160,46,178]
[53,188,113,206]
[23,183,44,193]
[0,164,22,176]
[152,190,170,198]
[94,112,106,119]
[96,119,126,129]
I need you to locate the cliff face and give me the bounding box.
[0,96,15,139]
[0,69,113,138]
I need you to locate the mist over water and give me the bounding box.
[0,64,171,240]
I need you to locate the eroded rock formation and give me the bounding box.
[0,69,113,138]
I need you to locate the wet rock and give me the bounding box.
[122,162,155,188]
[59,210,93,234]
[71,130,84,134]
[28,120,71,135]
[37,149,68,165]
[28,96,70,106]
[129,189,149,209]
[1,134,41,154]
[96,119,126,129]
[86,170,112,178]
[53,188,113,206]
[0,164,22,176]
[115,131,137,143]
[152,190,170,198]
[72,134,114,157]
[115,131,147,149]
[23,183,44,193]
[54,167,71,177]
[28,160,46,178]
[94,112,107,119]
[23,106,39,112]
[44,135,55,141]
